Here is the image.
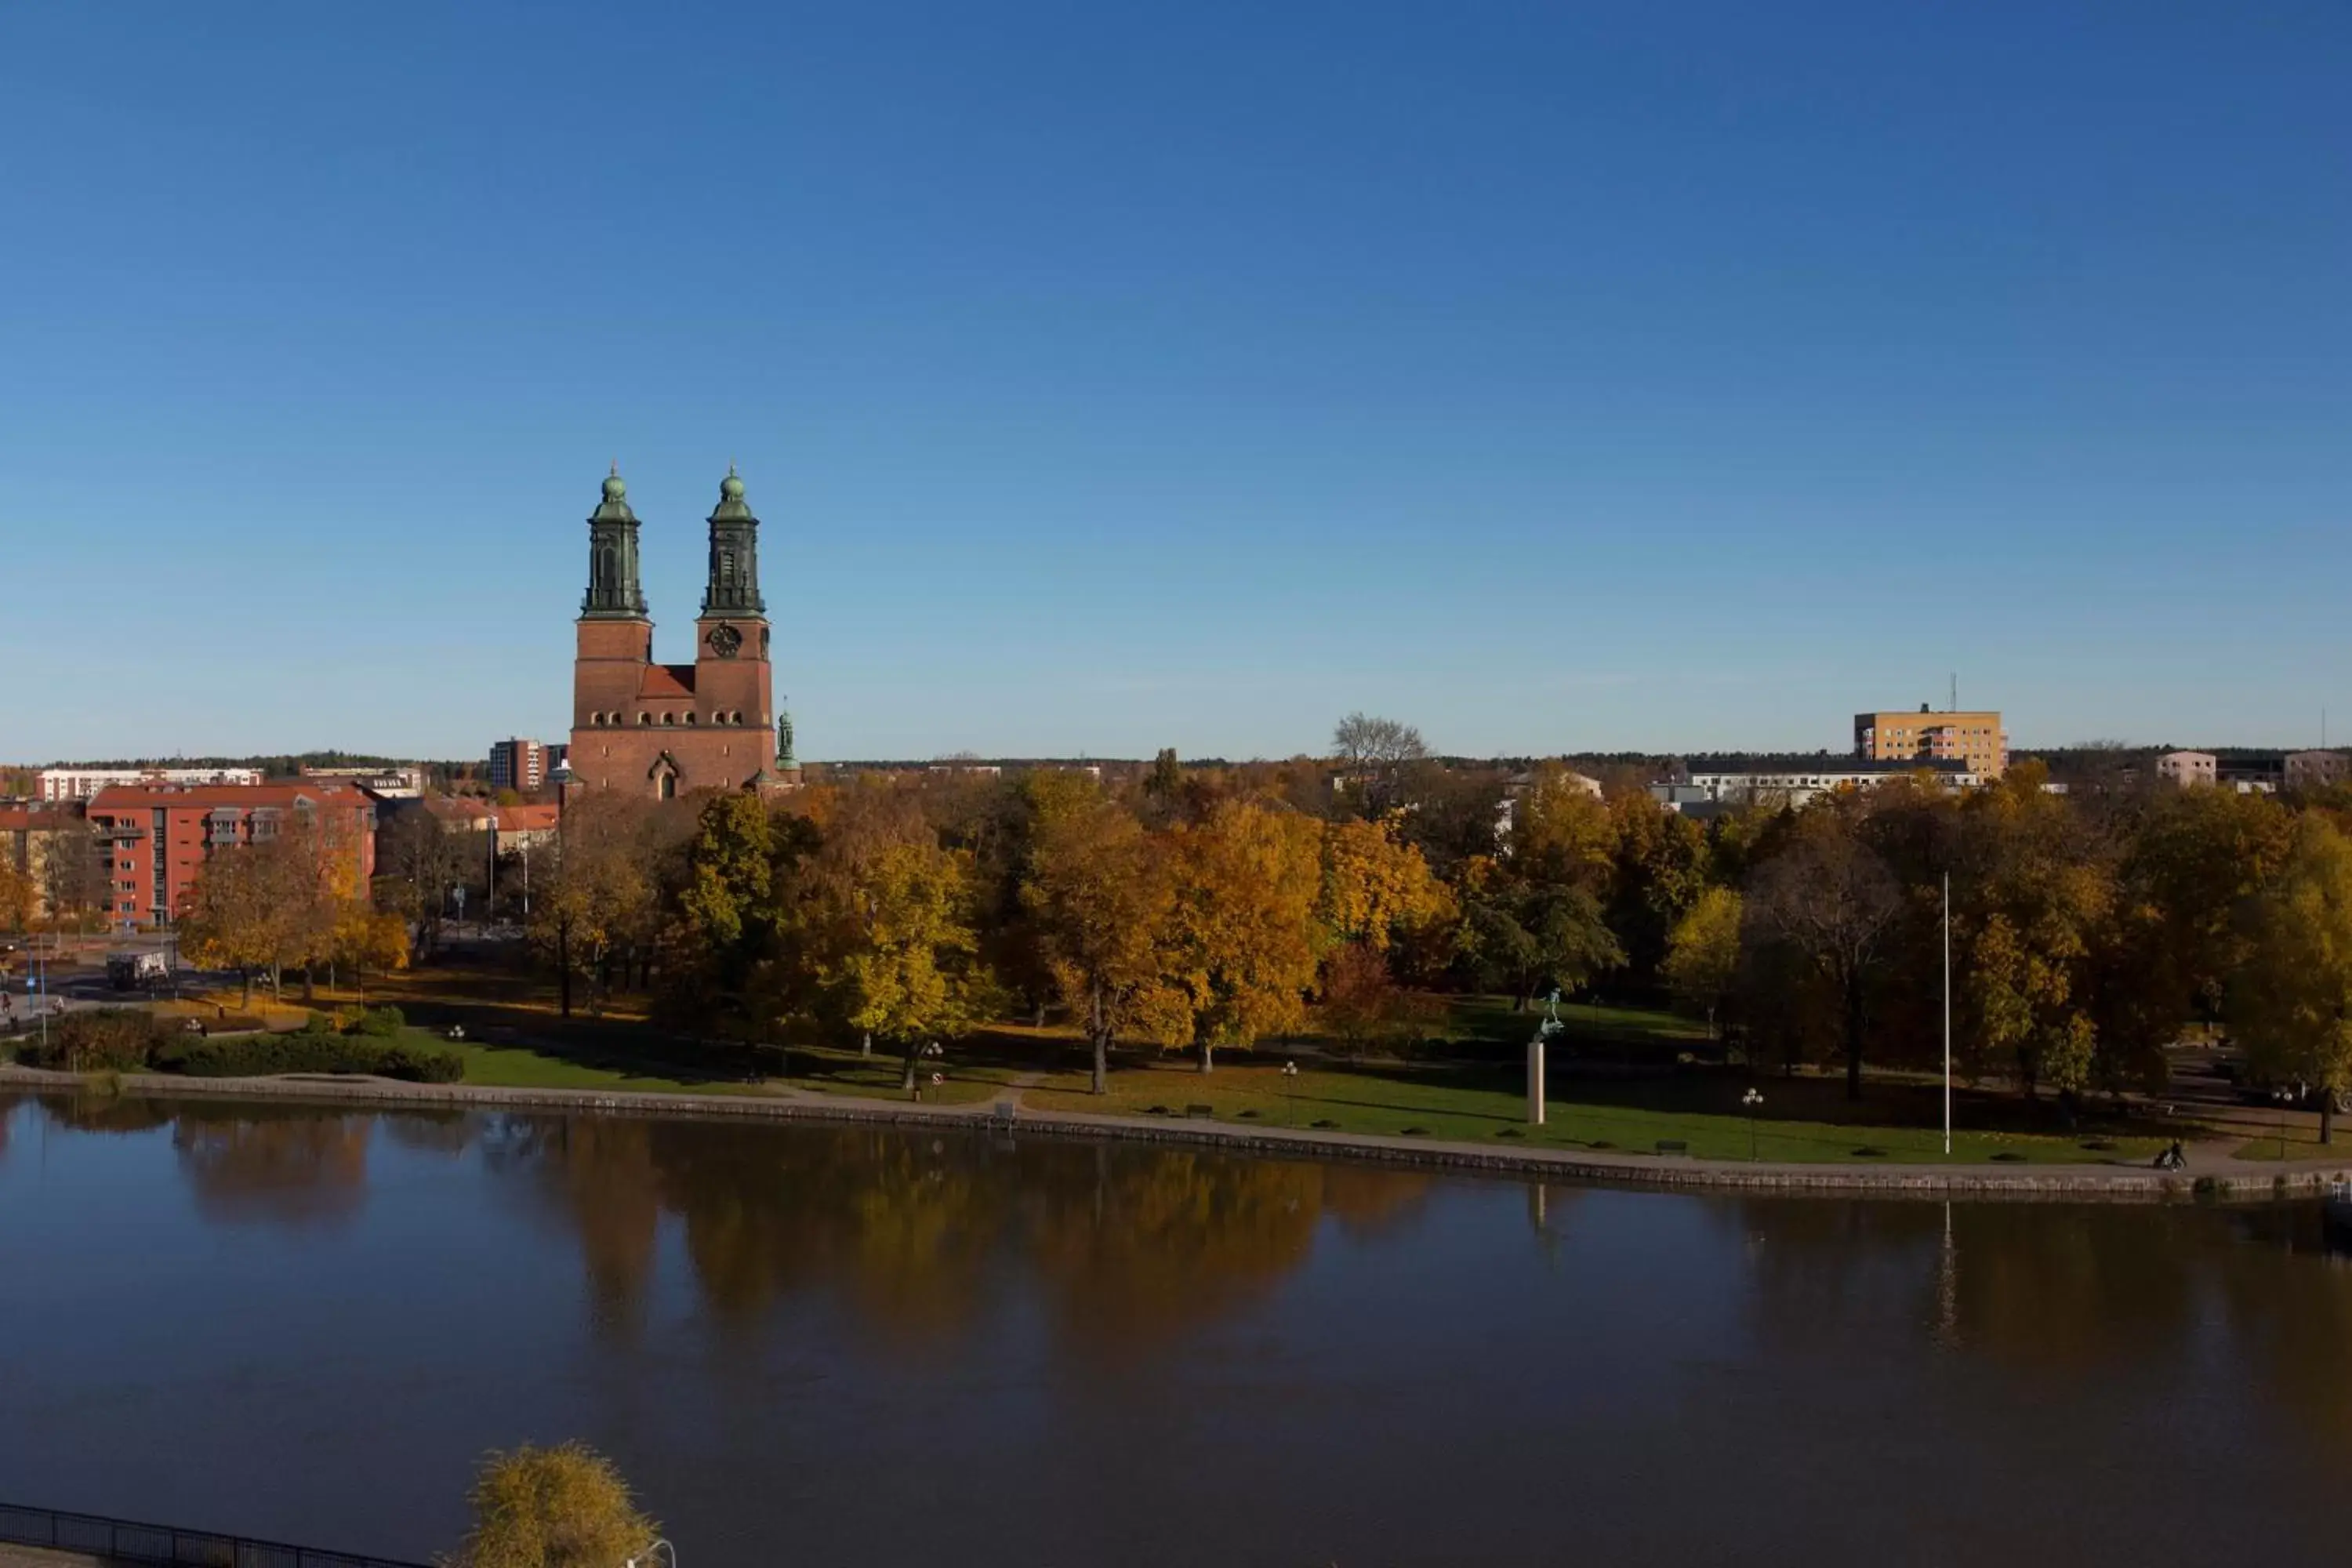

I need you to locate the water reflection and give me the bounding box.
[172,1104,373,1229]
[6,1091,2352,1566]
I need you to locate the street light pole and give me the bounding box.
[1743,1087,1763,1161]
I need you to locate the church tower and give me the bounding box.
[692,466,772,735]
[567,466,791,800]
[572,466,655,724]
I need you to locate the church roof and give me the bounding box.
[637,663,697,699]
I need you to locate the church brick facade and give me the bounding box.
[564,467,793,800]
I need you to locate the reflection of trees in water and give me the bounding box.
[2209,1210,2352,1452]
[171,1104,372,1229]
[40,1093,180,1138]
[500,1118,1435,1358]
[380,1110,480,1157]
[1724,1197,2352,1459]
[1026,1145,1323,1351]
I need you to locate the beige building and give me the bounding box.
[2286,750,2350,791]
[2157,751,2218,787]
[1854,706,2008,779]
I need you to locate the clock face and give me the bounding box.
[706,623,743,658]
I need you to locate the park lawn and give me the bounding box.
[1443,994,1711,1049]
[1023,1058,2169,1165]
[2229,1133,2352,1162]
[779,1042,1012,1108]
[423,1030,771,1096]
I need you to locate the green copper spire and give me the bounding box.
[701,466,765,617]
[582,463,648,618]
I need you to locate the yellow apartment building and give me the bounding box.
[1854,706,2008,779]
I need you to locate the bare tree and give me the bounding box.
[1331,713,1429,769]
[1745,818,1900,1100]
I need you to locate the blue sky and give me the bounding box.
[2,2,2347,764]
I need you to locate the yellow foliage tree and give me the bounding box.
[1163,799,1325,1072]
[1317,815,1450,951]
[2235,814,2352,1145]
[1022,799,1191,1092]
[448,1442,656,1568]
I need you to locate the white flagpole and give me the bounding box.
[1943,872,1952,1156]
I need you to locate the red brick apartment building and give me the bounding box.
[84,782,377,928]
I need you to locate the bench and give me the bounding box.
[1185,1104,1216,1120]
[1656,1139,1689,1156]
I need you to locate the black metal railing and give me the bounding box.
[0,1502,429,1568]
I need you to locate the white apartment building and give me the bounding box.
[37,766,264,802]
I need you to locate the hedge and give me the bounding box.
[17,1009,182,1072]
[157,1031,464,1083]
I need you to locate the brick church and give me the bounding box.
[564,466,795,799]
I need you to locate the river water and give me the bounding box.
[1,1093,2346,1566]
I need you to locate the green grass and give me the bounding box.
[779,1043,1011,1107]
[1025,1059,2169,1165]
[2229,1133,2352,1163]
[1443,995,1711,1049]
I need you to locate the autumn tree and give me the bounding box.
[1953,770,2115,1105]
[1021,798,1189,1091]
[449,1442,657,1568]
[1662,885,1743,1037]
[840,837,984,1090]
[180,823,345,1005]
[0,855,32,934]
[375,806,459,958]
[528,793,662,1018]
[38,820,103,935]
[1744,811,1901,1100]
[1163,798,1325,1072]
[2234,814,2352,1144]
[1317,815,1449,953]
[1316,940,1443,1057]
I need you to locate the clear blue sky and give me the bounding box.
[3,2,2347,764]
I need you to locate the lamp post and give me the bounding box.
[1742,1087,1764,1162]
[1282,1059,1299,1127]
[626,1541,677,1568]
[2274,1084,2299,1162]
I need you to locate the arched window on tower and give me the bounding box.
[595,546,616,592]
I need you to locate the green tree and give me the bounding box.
[448,1442,657,1568]
[2235,815,2352,1145]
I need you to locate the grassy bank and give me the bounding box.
[1024,1058,2170,1165]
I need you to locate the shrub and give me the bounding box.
[20,1008,179,1072]
[353,1005,406,1037]
[157,1030,463,1083]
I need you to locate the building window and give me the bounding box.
[638,713,650,725]
[661,712,674,725]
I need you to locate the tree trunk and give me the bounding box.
[557,922,572,1018]
[240,969,252,1009]
[1842,978,1864,1102]
[1199,1038,1214,1074]
[902,1044,919,1094]
[301,967,316,1004]
[861,1031,872,1058]
[2323,1095,2336,1147]
[1090,988,1109,1095]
